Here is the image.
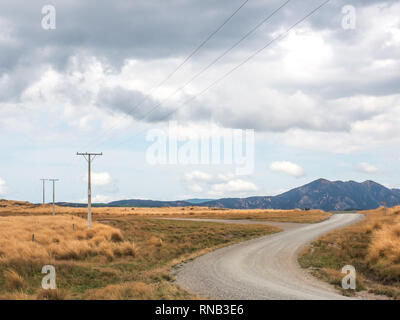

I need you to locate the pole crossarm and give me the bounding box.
[77,152,102,162]
[77,152,103,156]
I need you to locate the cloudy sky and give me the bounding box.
[1,0,400,203]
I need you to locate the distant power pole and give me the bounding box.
[381,201,387,215]
[76,152,103,228]
[49,179,59,216]
[40,179,48,204]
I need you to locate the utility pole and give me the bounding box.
[40,179,48,204]
[49,179,59,216]
[76,152,102,228]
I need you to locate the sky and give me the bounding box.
[1,0,400,203]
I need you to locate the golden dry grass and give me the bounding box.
[299,206,400,298]
[0,199,330,300]
[35,288,70,300]
[0,291,31,300]
[138,207,331,223]
[368,222,400,266]
[359,206,400,276]
[85,282,154,300]
[3,269,26,291]
[0,199,331,223]
[0,207,280,300]
[0,215,136,269]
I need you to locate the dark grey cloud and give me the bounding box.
[1,0,399,132]
[4,0,393,70]
[97,86,173,122]
[1,0,289,69]
[0,64,43,102]
[1,0,297,101]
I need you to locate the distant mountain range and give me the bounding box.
[57,179,400,211]
[198,179,400,211]
[184,198,215,204]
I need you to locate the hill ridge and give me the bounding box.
[56,178,400,211]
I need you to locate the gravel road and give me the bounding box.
[173,213,364,300]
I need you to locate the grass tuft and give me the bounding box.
[36,289,69,300]
[4,269,26,291]
[299,206,400,299]
[0,215,137,269]
[85,282,154,300]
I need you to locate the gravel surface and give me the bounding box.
[173,213,364,300]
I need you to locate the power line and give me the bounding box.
[81,0,250,150]
[128,0,251,116]
[137,0,292,124]
[90,0,291,150]
[76,152,103,228]
[162,0,331,120]
[112,0,330,149]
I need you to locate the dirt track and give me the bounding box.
[173,213,364,300]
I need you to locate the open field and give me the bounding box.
[299,206,400,299]
[0,199,331,223]
[0,199,334,299]
[0,211,280,299]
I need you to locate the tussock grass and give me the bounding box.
[368,223,400,263]
[85,282,154,300]
[367,219,400,282]
[144,208,330,223]
[36,288,69,300]
[0,199,330,223]
[0,211,279,300]
[148,236,163,247]
[299,206,400,299]
[0,291,31,300]
[0,215,136,270]
[0,199,329,300]
[4,269,26,291]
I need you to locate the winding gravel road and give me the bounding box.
[173,213,364,300]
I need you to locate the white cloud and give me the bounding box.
[184,170,212,183]
[183,170,258,197]
[0,178,6,195]
[3,2,400,150]
[91,194,114,203]
[78,194,119,203]
[210,179,258,195]
[1,1,400,203]
[188,184,203,193]
[215,172,236,182]
[357,162,380,174]
[269,161,306,178]
[83,171,112,186]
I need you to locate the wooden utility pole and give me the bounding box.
[76,152,102,228]
[49,179,59,216]
[40,179,48,204]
